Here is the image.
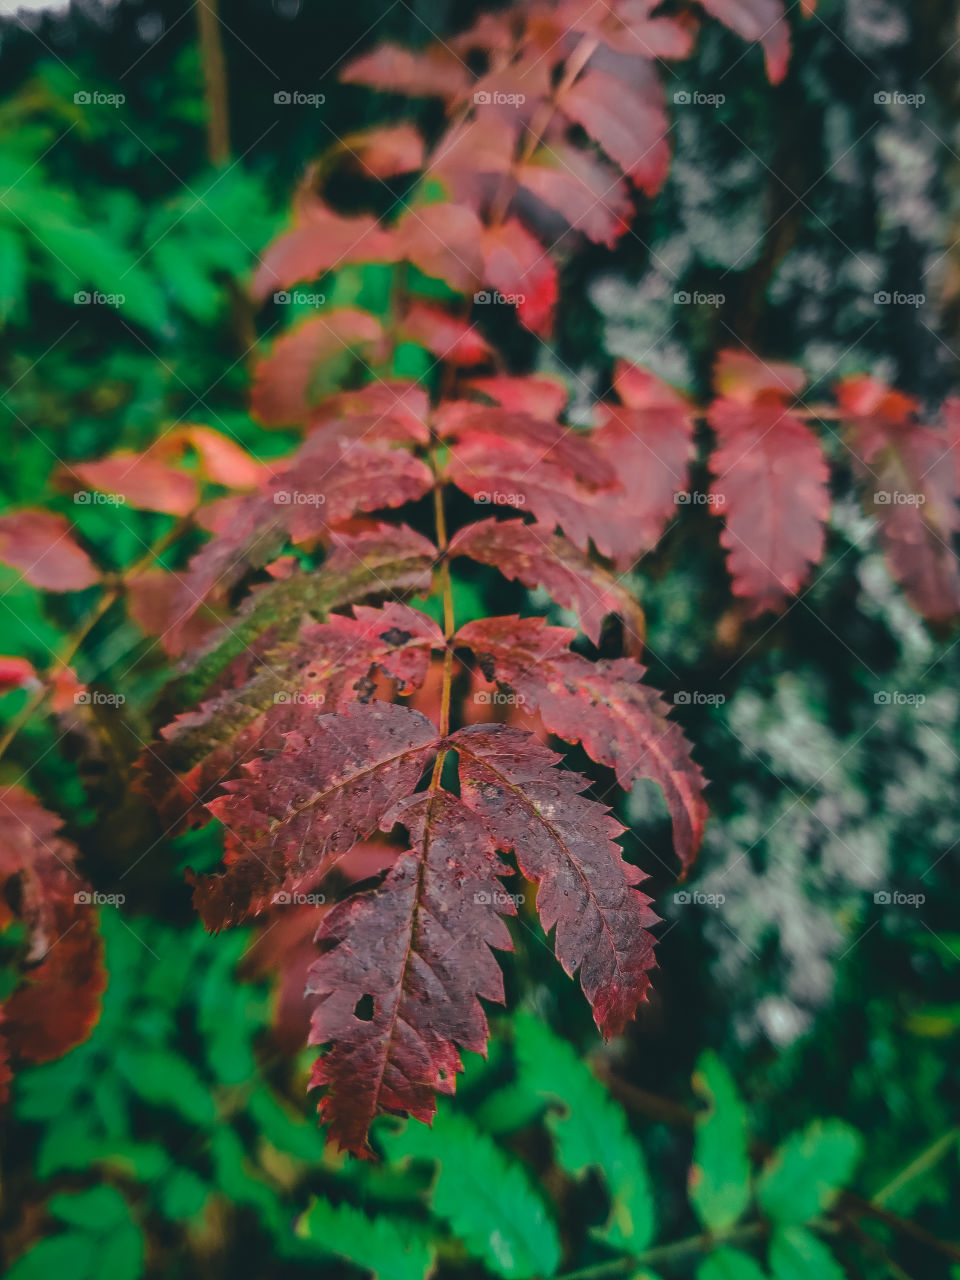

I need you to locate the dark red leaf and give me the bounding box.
[341,43,471,99]
[455,616,707,871]
[449,518,645,653]
[454,723,657,1038]
[518,144,633,247]
[252,205,396,302]
[308,788,513,1156]
[698,0,791,84]
[192,701,441,929]
[401,302,492,366]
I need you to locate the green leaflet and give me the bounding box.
[513,1012,655,1252]
[0,222,24,324]
[768,1226,845,1280]
[697,1247,768,1280]
[381,1107,562,1279]
[757,1120,862,1224]
[7,1188,144,1280]
[689,1051,752,1232]
[296,1198,436,1280]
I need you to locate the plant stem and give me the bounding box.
[871,1127,960,1208]
[430,455,455,785]
[196,0,231,165]
[557,1221,766,1280]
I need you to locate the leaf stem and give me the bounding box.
[557,1221,767,1279]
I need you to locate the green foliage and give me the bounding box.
[689,1051,752,1233]
[756,1120,863,1225]
[296,1200,435,1280]
[382,1107,561,1279]
[513,1012,656,1251]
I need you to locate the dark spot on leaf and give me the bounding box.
[379,627,413,647]
[354,994,375,1021]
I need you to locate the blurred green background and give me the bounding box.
[1,0,959,1277]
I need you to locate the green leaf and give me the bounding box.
[296,1198,435,1280]
[698,1247,768,1280]
[382,1107,561,1278]
[0,223,24,324]
[48,1186,131,1230]
[96,1222,144,1280]
[6,1233,98,1280]
[114,1048,217,1125]
[514,1012,655,1252]
[757,1120,862,1224]
[689,1051,752,1232]
[158,1169,211,1221]
[768,1226,845,1280]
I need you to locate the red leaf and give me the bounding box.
[838,378,960,620]
[310,383,430,443]
[0,787,106,1067]
[707,398,830,612]
[464,375,568,420]
[593,362,696,552]
[192,701,441,929]
[698,0,791,84]
[401,302,492,366]
[449,518,645,654]
[0,510,100,591]
[341,123,425,178]
[558,0,695,59]
[252,204,396,302]
[308,788,513,1156]
[439,404,615,489]
[0,656,37,690]
[397,203,484,292]
[518,144,633,247]
[341,43,471,99]
[454,723,657,1038]
[71,454,198,515]
[561,68,670,196]
[251,310,385,426]
[170,425,265,489]
[455,616,707,871]
[481,219,558,335]
[713,348,806,404]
